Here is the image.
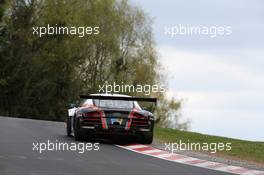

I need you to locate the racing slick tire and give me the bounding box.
[140,131,153,144]
[66,116,72,136]
[73,118,83,141]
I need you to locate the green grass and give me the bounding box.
[154,127,264,164]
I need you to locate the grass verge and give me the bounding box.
[154,127,264,164]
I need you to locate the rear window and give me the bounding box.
[93,99,134,109]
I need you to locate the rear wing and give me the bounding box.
[79,94,157,105]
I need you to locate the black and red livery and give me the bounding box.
[66,94,156,144]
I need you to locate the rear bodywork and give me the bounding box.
[67,94,156,143]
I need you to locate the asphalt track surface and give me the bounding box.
[0,117,235,175]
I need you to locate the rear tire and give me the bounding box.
[74,118,83,141]
[66,116,72,136]
[140,132,153,144]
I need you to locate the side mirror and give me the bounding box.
[69,103,77,108]
[142,107,149,111]
[142,105,156,113]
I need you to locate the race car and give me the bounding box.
[66,94,156,144]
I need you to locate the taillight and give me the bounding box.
[84,111,101,117]
[131,112,149,128]
[132,112,147,119]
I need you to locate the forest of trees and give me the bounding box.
[0,0,189,129]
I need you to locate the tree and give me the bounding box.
[0,0,190,130]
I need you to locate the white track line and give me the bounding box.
[141,149,162,154]
[124,144,148,149]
